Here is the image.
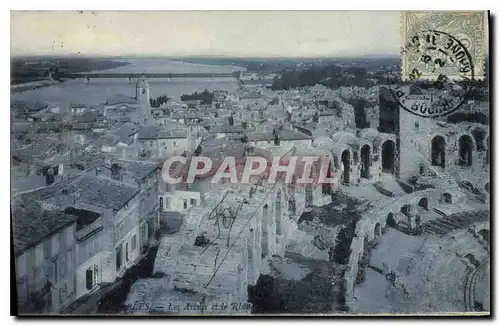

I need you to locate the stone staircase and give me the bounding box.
[422,209,489,235]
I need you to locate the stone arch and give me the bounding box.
[275,189,283,236]
[418,197,429,210]
[381,140,395,173]
[341,149,350,184]
[386,212,396,228]
[471,127,487,152]
[431,135,446,168]
[261,204,270,259]
[360,144,371,179]
[458,134,474,166]
[442,193,452,204]
[400,204,412,216]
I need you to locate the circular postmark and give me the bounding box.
[391,30,475,118]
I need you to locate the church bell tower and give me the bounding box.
[136,76,150,109]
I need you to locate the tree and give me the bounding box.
[180,89,215,105]
[150,95,170,108]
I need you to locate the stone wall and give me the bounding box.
[126,180,324,314]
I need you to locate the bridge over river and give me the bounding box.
[55,71,244,82]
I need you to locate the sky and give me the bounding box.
[11,11,401,58]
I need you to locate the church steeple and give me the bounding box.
[136,76,150,108]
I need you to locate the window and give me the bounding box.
[86,268,93,290]
[142,88,145,95]
[165,197,170,209]
[93,265,99,285]
[159,197,164,210]
[183,199,188,209]
[131,235,137,252]
[125,242,129,262]
[190,198,196,206]
[115,247,122,271]
[173,141,177,147]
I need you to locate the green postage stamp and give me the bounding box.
[401,11,488,81]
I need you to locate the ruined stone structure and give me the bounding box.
[125,178,328,313]
[313,128,396,186]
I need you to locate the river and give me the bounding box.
[12,58,245,106]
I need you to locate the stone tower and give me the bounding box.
[136,76,150,109]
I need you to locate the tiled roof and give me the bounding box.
[70,175,139,211]
[12,201,77,255]
[138,124,186,140]
[102,158,160,181]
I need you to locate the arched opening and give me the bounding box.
[275,190,282,236]
[458,135,474,166]
[360,145,371,179]
[442,193,452,204]
[400,204,412,216]
[374,223,381,238]
[431,135,446,168]
[261,204,269,259]
[381,140,395,173]
[341,150,350,185]
[386,213,396,228]
[418,197,429,210]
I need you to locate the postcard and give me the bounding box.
[11,10,490,316]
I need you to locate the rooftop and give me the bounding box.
[102,158,160,181]
[12,201,77,255]
[70,175,139,211]
[138,124,186,140]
